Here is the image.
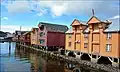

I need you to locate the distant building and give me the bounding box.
[13,31,28,42]
[5,32,14,38]
[65,15,120,66]
[37,22,68,50]
[0,31,7,39]
[31,28,39,45]
[21,31,31,45]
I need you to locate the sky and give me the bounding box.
[0,0,120,33]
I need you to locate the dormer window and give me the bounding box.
[39,25,44,31]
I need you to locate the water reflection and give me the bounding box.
[15,45,65,72]
[64,63,81,72]
[0,42,107,72]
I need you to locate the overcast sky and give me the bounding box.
[0,0,119,33]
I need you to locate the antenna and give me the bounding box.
[92,9,95,16]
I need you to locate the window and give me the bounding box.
[84,34,88,38]
[69,35,72,38]
[93,24,99,32]
[84,43,88,48]
[106,33,112,39]
[40,32,45,37]
[39,25,44,31]
[32,29,35,34]
[106,44,112,52]
[68,42,71,47]
[39,39,45,44]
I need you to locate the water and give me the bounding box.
[0,42,107,72]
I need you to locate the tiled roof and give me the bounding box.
[39,22,68,33]
[104,18,120,32]
[66,27,73,33]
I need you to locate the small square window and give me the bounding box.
[84,43,88,48]
[40,32,45,37]
[84,34,88,38]
[106,44,112,52]
[40,39,45,44]
[106,33,112,39]
[68,42,71,47]
[69,35,72,38]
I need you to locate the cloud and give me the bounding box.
[36,8,48,16]
[1,17,8,20]
[109,15,120,20]
[1,25,32,33]
[35,0,119,18]
[3,0,30,13]
[1,0,119,18]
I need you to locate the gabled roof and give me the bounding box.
[87,16,101,24]
[104,18,120,32]
[71,19,87,26]
[87,16,112,25]
[66,27,73,34]
[39,22,68,33]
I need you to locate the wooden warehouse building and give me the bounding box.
[65,12,120,67]
[31,22,68,51]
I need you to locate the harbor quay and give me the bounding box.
[16,42,120,72]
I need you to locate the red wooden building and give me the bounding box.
[38,22,68,50]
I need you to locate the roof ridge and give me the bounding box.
[39,22,67,27]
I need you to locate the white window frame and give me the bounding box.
[84,43,88,48]
[69,35,72,38]
[68,42,71,47]
[107,33,112,39]
[40,39,45,44]
[84,34,88,38]
[106,44,112,52]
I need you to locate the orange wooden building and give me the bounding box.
[65,13,120,67]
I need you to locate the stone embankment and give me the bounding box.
[17,43,120,72]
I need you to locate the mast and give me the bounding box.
[92,9,95,16]
[20,26,21,31]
